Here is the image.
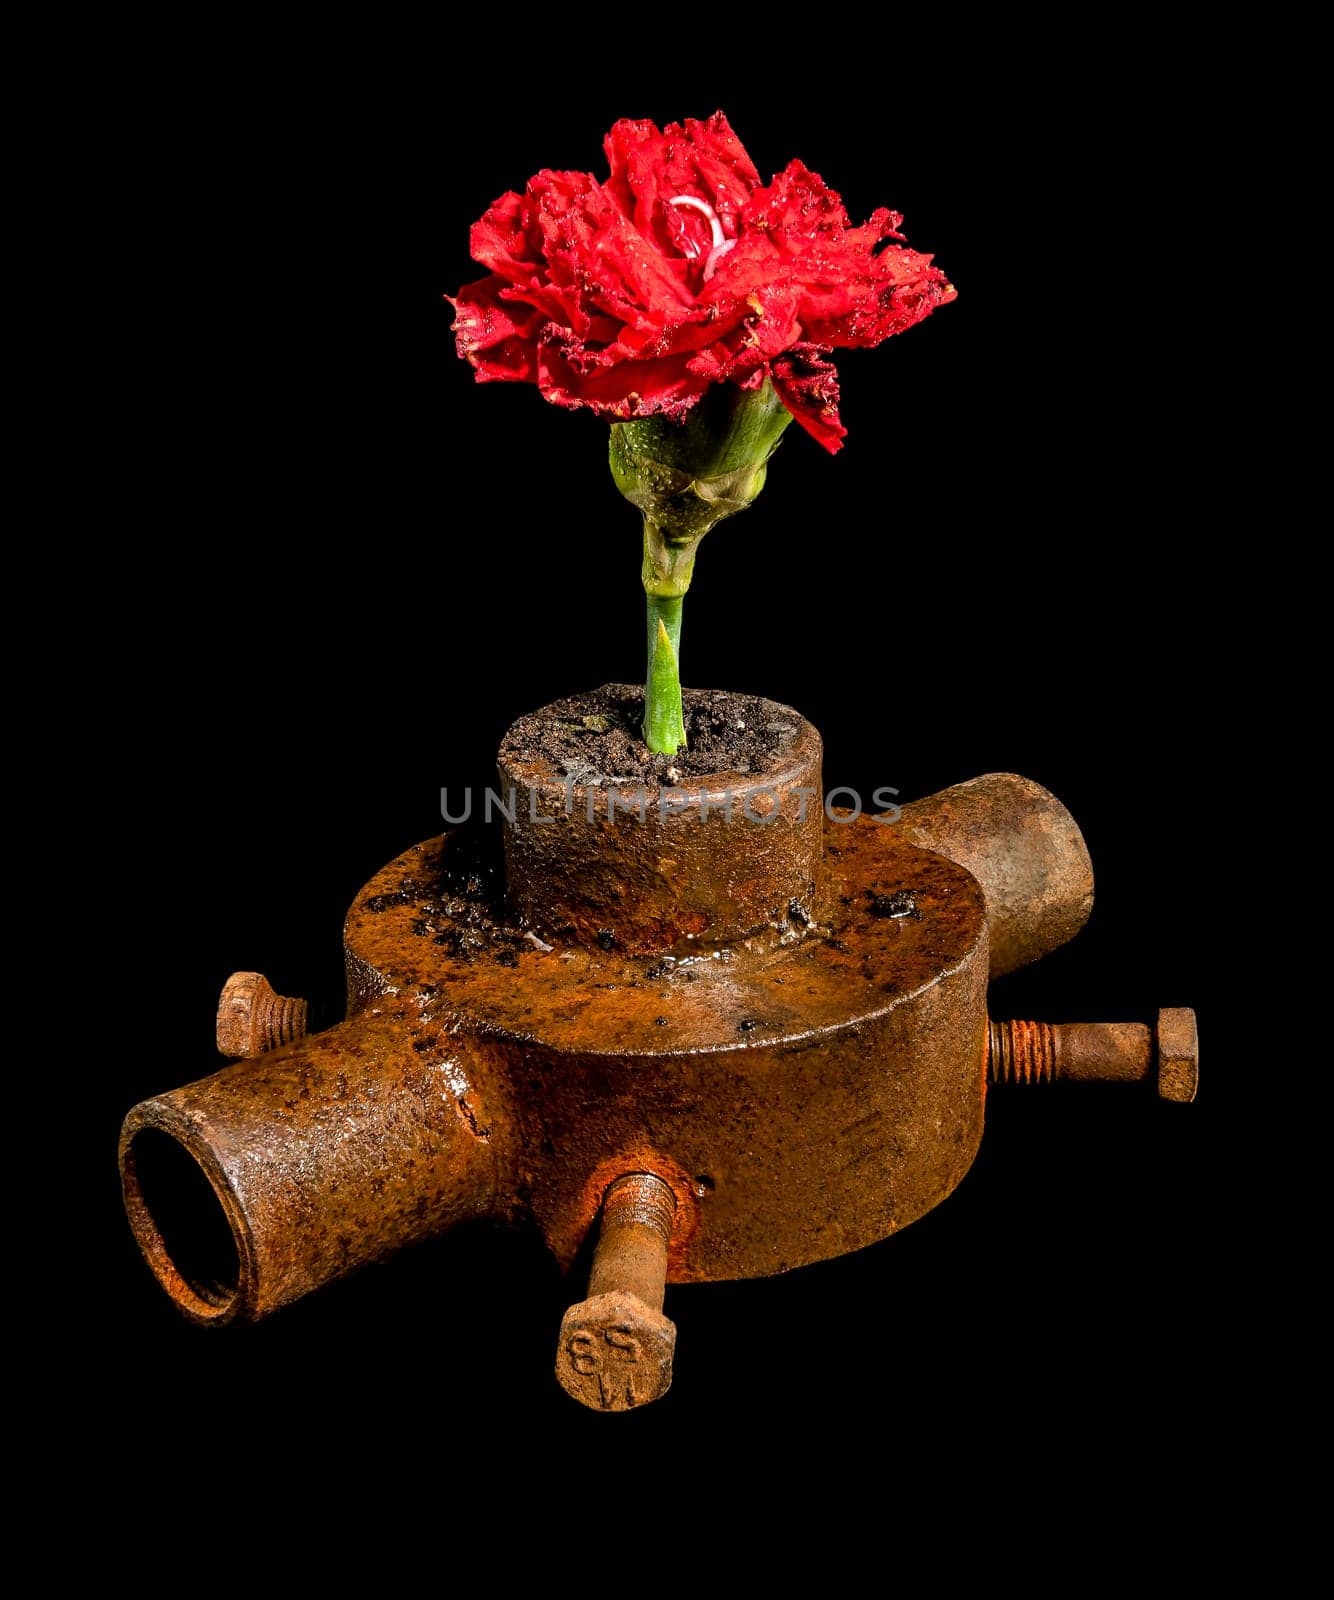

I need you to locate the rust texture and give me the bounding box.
[497,691,824,954]
[557,1174,677,1412]
[343,822,990,1280]
[120,690,1189,1398]
[899,773,1094,976]
[120,1016,508,1323]
[587,1174,676,1306]
[215,971,308,1058]
[989,1009,1198,1100]
[1155,1008,1200,1103]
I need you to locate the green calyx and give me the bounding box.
[611,377,793,596]
[609,378,794,754]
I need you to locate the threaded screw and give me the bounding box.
[988,1008,1198,1102]
[216,971,308,1059]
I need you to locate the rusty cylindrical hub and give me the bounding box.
[119,685,1189,1410]
[497,687,824,953]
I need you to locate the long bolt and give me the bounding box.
[555,1173,678,1413]
[988,1007,1198,1102]
[216,971,308,1059]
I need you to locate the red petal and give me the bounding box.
[739,168,953,349]
[468,189,545,285]
[447,115,955,446]
[769,348,847,454]
[449,276,545,382]
[530,168,693,317]
[603,111,760,250]
[535,336,713,420]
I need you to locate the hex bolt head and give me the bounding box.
[1156,1007,1199,1103]
[557,1292,677,1413]
[555,1173,678,1413]
[216,971,308,1059]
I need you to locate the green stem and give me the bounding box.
[644,593,685,754]
[613,379,796,758]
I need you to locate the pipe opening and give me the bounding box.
[122,1127,241,1320]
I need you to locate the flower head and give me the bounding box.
[450,112,955,452]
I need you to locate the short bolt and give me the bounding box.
[988,1007,1198,1102]
[1155,1008,1199,1103]
[556,1173,678,1413]
[216,971,308,1059]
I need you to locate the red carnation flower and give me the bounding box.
[449,112,955,452]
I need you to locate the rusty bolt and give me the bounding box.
[216,971,308,1059]
[556,1173,677,1413]
[1156,1007,1199,1103]
[988,1008,1198,1102]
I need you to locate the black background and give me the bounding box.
[94,66,1224,1484]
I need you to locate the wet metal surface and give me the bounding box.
[345,820,989,1279]
[498,692,824,954]
[120,700,1151,1363]
[120,1016,506,1324]
[900,774,1094,977]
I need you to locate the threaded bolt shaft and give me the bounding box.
[587,1174,676,1308]
[988,1019,1058,1084]
[988,1009,1197,1102]
[216,971,309,1059]
[556,1173,678,1413]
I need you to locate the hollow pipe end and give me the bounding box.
[119,1101,257,1327]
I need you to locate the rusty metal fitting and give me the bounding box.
[988,1008,1198,1101]
[120,1017,504,1324]
[1155,1008,1200,1103]
[899,774,1094,977]
[119,684,1194,1410]
[216,971,308,1059]
[556,1173,678,1412]
[498,686,823,954]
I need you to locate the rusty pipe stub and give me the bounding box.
[497,686,823,954]
[899,773,1094,977]
[119,1016,507,1324]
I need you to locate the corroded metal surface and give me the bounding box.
[1155,1008,1199,1103]
[988,1009,1199,1099]
[989,1020,1151,1084]
[120,1015,507,1324]
[900,774,1094,976]
[215,971,308,1059]
[344,821,990,1279]
[498,690,824,954]
[120,716,1147,1361]
[557,1174,677,1412]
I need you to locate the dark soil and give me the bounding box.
[500,684,803,785]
